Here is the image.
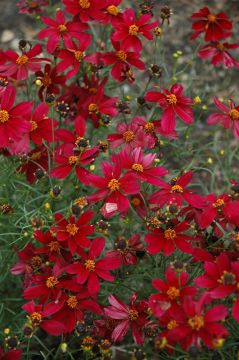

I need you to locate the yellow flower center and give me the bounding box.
[74,50,84,61]
[66,223,79,236]
[123,130,134,142]
[229,108,239,120]
[30,312,42,323]
[31,151,41,160]
[167,319,178,330]
[129,24,139,36]
[16,55,29,65]
[216,43,225,51]
[0,110,9,123]
[31,256,42,268]
[79,0,90,8]
[166,94,177,105]
[58,24,67,33]
[207,14,216,23]
[67,295,78,309]
[164,228,176,240]
[46,276,59,288]
[116,50,127,61]
[128,309,139,321]
[48,241,61,252]
[213,198,225,208]
[107,5,119,16]
[171,184,183,193]
[131,197,141,206]
[132,163,144,172]
[108,178,120,191]
[85,259,96,271]
[68,155,79,165]
[166,286,180,300]
[144,122,155,133]
[188,315,204,330]
[30,121,38,132]
[88,103,98,113]
[218,271,236,285]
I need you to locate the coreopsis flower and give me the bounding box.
[87,160,140,217]
[107,234,144,266]
[145,83,194,133]
[118,147,168,186]
[207,97,239,139]
[150,268,197,307]
[0,347,22,360]
[50,211,95,254]
[17,0,48,14]
[11,243,38,277]
[104,293,149,344]
[51,291,102,333]
[56,38,92,78]
[26,102,57,145]
[33,230,70,263]
[191,7,232,42]
[167,296,228,350]
[0,44,49,81]
[35,64,66,101]
[198,42,239,68]
[198,193,239,229]
[0,86,32,150]
[99,0,122,24]
[83,84,118,127]
[144,220,195,256]
[66,237,120,295]
[38,9,90,54]
[107,119,143,150]
[63,0,107,22]
[150,171,205,208]
[50,143,98,182]
[23,262,80,302]
[22,300,65,336]
[102,41,145,82]
[17,146,49,183]
[112,8,158,52]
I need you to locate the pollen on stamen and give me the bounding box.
[129,24,139,36]
[0,110,9,123]
[132,163,144,172]
[107,5,119,16]
[85,259,95,271]
[66,223,79,236]
[166,94,177,105]
[108,178,120,191]
[16,55,29,65]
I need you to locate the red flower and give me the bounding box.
[38,9,90,53]
[150,267,197,306]
[102,41,145,82]
[112,8,158,52]
[0,44,49,80]
[0,86,32,150]
[145,84,194,133]
[104,293,149,344]
[145,220,195,256]
[50,211,95,254]
[17,0,48,14]
[66,237,120,295]
[56,38,92,78]
[199,42,239,68]
[207,97,239,139]
[27,102,57,145]
[196,255,239,323]
[35,64,66,101]
[99,0,122,24]
[150,171,205,208]
[88,159,140,217]
[22,300,65,336]
[0,347,22,360]
[63,0,107,22]
[107,234,144,266]
[51,290,102,333]
[107,119,144,150]
[118,147,168,186]
[191,7,232,42]
[167,296,228,350]
[198,193,239,229]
